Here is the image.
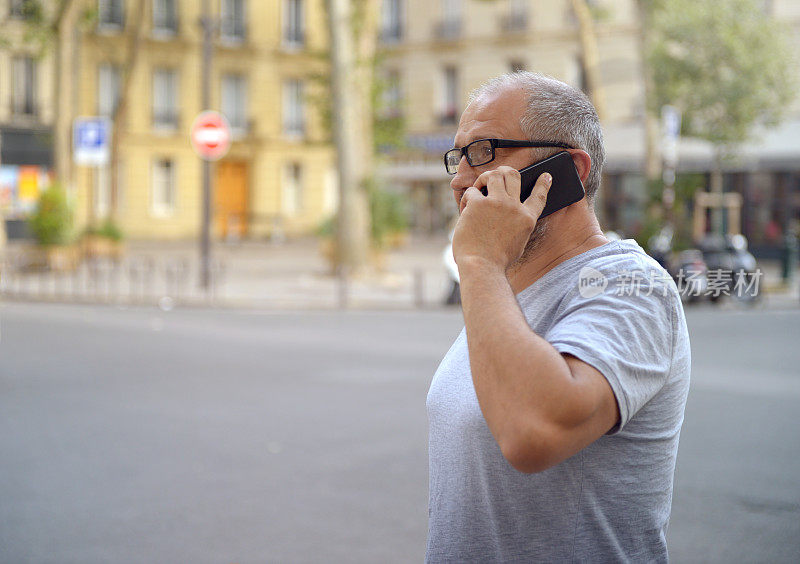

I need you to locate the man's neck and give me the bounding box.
[507,213,609,294]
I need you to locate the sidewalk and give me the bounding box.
[180,235,453,309]
[2,235,798,310]
[0,235,454,310]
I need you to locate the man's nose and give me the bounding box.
[450,156,477,190]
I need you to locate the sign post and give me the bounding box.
[73,117,111,166]
[190,109,230,294]
[190,111,231,161]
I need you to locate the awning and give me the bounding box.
[0,126,54,167]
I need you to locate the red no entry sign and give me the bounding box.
[190,111,231,161]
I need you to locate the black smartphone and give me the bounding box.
[480,151,586,218]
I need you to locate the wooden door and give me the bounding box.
[215,161,248,239]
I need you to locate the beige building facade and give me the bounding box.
[376,0,645,233]
[377,0,800,250]
[0,0,59,239]
[68,0,337,240]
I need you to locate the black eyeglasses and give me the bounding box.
[443,138,575,175]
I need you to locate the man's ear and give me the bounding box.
[567,149,592,184]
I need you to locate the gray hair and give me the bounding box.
[468,71,605,205]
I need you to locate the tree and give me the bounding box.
[646,0,795,236]
[570,0,607,122]
[107,0,146,224]
[326,0,380,272]
[20,0,144,227]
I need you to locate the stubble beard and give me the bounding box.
[508,216,550,272]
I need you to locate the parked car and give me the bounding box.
[443,231,461,305]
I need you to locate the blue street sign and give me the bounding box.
[73,117,111,166]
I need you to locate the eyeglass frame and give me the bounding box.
[443,138,576,175]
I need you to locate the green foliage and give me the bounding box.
[14,0,98,58]
[85,218,124,242]
[28,183,73,246]
[304,48,334,142]
[647,0,796,152]
[587,2,613,23]
[17,0,44,24]
[638,172,707,248]
[316,180,409,249]
[17,0,50,57]
[306,48,407,154]
[634,209,663,250]
[371,52,407,153]
[368,181,408,248]
[77,5,99,32]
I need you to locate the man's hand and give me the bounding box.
[452,166,552,272]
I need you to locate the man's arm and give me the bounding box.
[459,255,619,473]
[452,166,619,473]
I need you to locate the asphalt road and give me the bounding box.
[1,302,798,563]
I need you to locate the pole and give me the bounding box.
[199,0,213,291]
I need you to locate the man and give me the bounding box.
[426,72,691,563]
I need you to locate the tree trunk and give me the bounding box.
[327,0,372,272]
[52,0,78,201]
[570,0,607,221]
[571,0,607,122]
[109,0,147,222]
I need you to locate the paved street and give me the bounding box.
[1,302,799,563]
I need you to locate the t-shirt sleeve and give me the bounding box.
[544,275,677,433]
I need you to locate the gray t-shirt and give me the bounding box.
[426,239,691,563]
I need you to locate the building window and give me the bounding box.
[9,0,40,19]
[221,73,248,137]
[220,0,246,43]
[152,68,179,130]
[436,0,461,39]
[282,79,305,138]
[152,0,178,36]
[380,0,403,42]
[11,56,37,117]
[98,0,125,29]
[381,69,402,118]
[282,163,304,216]
[151,158,175,217]
[501,0,528,32]
[439,65,458,125]
[97,63,121,117]
[283,0,304,48]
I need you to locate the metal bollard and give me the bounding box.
[414,269,425,309]
[337,265,349,309]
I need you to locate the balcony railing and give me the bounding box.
[220,20,246,45]
[228,118,254,139]
[11,99,38,118]
[152,15,179,38]
[380,25,403,43]
[499,12,528,33]
[283,121,305,138]
[434,19,461,41]
[282,28,305,49]
[152,110,179,130]
[98,5,125,30]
